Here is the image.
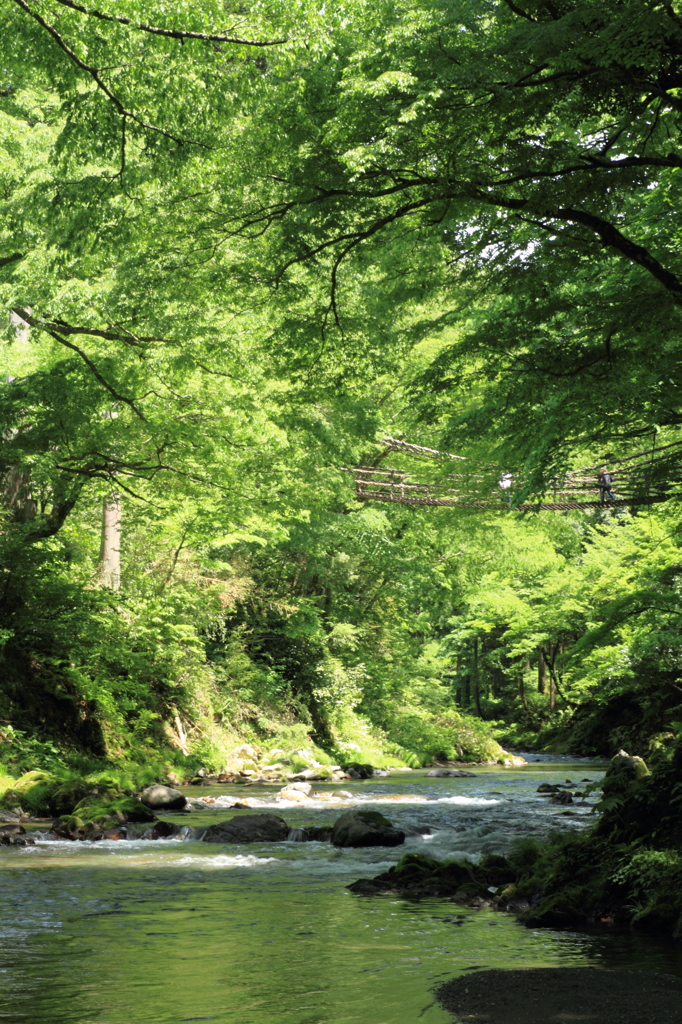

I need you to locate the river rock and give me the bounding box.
[0,832,35,846]
[0,823,25,835]
[331,809,405,848]
[287,825,333,842]
[138,784,187,811]
[200,813,290,844]
[349,852,479,897]
[278,782,314,800]
[427,769,476,778]
[140,820,188,840]
[341,762,375,779]
[46,818,119,841]
[550,790,573,804]
[0,807,26,822]
[288,768,329,782]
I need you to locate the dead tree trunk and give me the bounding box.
[98,493,121,590]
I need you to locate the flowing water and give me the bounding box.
[2,757,682,1024]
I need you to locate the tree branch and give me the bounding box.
[10,0,204,146]
[556,207,682,303]
[51,0,286,46]
[0,252,24,268]
[470,192,682,303]
[12,308,168,347]
[14,308,147,418]
[501,0,538,21]
[275,196,435,283]
[23,481,84,542]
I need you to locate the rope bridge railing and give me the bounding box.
[348,438,682,511]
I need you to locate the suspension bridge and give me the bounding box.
[348,437,682,511]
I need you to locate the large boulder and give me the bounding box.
[200,813,290,844]
[427,769,476,778]
[331,809,406,848]
[138,785,187,811]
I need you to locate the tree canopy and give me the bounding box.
[2,0,682,782]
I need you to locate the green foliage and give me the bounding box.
[0,725,66,775]
[4,0,682,800]
[385,710,507,765]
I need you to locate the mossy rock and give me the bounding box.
[453,881,490,900]
[54,815,85,830]
[389,854,475,888]
[0,771,56,815]
[479,853,514,886]
[73,796,156,824]
[350,853,479,897]
[0,772,102,816]
[10,770,52,791]
[523,886,595,927]
[392,853,443,879]
[50,778,96,815]
[354,809,393,828]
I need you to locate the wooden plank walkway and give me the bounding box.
[349,437,682,511]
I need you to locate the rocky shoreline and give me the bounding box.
[347,850,529,910]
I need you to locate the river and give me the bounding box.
[2,757,681,1024]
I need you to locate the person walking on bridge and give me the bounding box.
[599,466,616,503]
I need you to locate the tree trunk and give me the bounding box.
[10,308,30,344]
[99,492,121,590]
[548,643,559,712]
[3,366,36,523]
[538,649,548,694]
[472,636,482,717]
[519,659,529,712]
[3,465,36,522]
